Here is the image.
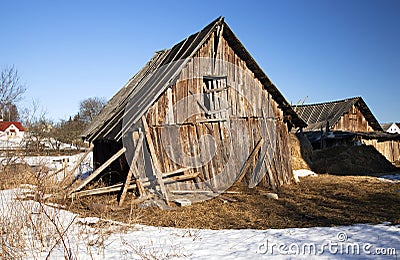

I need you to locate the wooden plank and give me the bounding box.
[72,173,199,198]
[196,124,210,182]
[72,182,128,198]
[162,167,192,178]
[142,115,170,204]
[164,172,199,184]
[204,85,228,94]
[135,179,146,196]
[71,146,127,193]
[62,144,94,187]
[236,138,264,183]
[119,131,144,206]
[167,86,174,124]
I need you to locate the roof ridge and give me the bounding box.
[296,96,361,107]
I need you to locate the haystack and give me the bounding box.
[289,133,313,170]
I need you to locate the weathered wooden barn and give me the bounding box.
[294,97,400,163]
[294,97,382,133]
[73,17,306,205]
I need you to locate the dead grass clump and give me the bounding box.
[0,163,37,190]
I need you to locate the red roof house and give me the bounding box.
[0,121,25,138]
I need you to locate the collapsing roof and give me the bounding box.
[293,97,382,132]
[82,17,306,142]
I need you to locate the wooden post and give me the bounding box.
[61,144,94,187]
[142,115,170,205]
[70,147,127,194]
[119,131,144,206]
[236,138,264,183]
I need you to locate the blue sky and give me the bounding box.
[0,0,399,123]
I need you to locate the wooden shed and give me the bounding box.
[294,97,400,163]
[74,17,306,205]
[294,97,382,133]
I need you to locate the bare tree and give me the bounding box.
[52,114,86,150]
[21,100,51,153]
[3,103,20,121]
[0,66,26,120]
[79,97,106,125]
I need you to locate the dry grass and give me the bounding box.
[0,163,37,190]
[66,174,400,230]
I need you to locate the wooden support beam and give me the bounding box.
[164,172,199,184]
[162,167,192,178]
[137,172,199,183]
[236,138,264,183]
[119,131,144,206]
[70,147,126,194]
[135,179,146,197]
[195,174,235,202]
[142,115,170,204]
[71,173,199,198]
[61,144,94,187]
[48,165,68,179]
[72,183,128,197]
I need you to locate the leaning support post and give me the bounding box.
[70,146,127,194]
[142,115,170,205]
[119,131,144,206]
[236,138,264,183]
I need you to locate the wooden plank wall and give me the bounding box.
[140,31,293,194]
[333,105,374,132]
[363,139,400,163]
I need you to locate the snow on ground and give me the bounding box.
[0,152,93,181]
[1,188,399,259]
[0,137,79,151]
[379,173,400,182]
[293,169,318,182]
[0,137,27,150]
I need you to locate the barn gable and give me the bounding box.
[75,17,306,205]
[82,17,305,142]
[294,97,382,132]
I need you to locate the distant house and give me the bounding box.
[381,122,400,134]
[0,121,25,139]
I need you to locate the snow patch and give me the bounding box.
[293,169,318,182]
[379,173,400,182]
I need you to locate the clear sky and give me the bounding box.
[1,0,399,123]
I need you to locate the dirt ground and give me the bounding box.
[65,174,400,230]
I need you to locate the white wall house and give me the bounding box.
[0,122,25,139]
[382,122,400,134]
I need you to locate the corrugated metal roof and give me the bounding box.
[294,97,383,131]
[82,17,306,142]
[380,123,392,132]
